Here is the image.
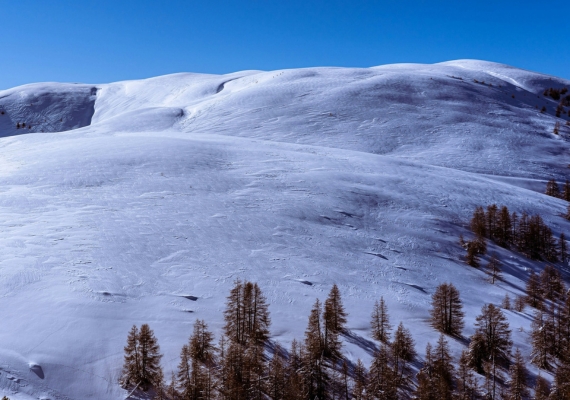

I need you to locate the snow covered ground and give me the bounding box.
[0,60,569,399]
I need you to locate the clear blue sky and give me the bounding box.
[1,0,568,89]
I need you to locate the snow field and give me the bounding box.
[0,60,569,398]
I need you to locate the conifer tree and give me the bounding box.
[502,293,511,310]
[565,180,570,202]
[432,334,454,400]
[218,340,246,400]
[268,348,287,400]
[467,331,487,373]
[285,339,305,400]
[560,296,570,362]
[323,284,346,360]
[221,281,270,400]
[121,325,141,388]
[153,368,166,400]
[550,347,570,400]
[486,254,503,284]
[469,304,512,379]
[303,299,328,400]
[465,244,479,268]
[340,360,350,400]
[353,359,367,400]
[487,204,499,241]
[533,374,550,400]
[471,206,487,238]
[167,372,179,400]
[391,322,416,386]
[526,271,543,308]
[455,349,479,400]
[546,179,561,198]
[506,348,528,400]
[368,344,397,400]
[189,320,215,364]
[483,360,503,400]
[465,236,486,268]
[223,280,271,346]
[530,310,551,369]
[324,284,347,333]
[513,295,525,313]
[415,343,436,400]
[371,297,392,344]
[176,345,192,398]
[540,265,565,301]
[138,324,163,391]
[430,282,465,336]
[560,233,568,265]
[497,206,512,247]
[180,319,216,400]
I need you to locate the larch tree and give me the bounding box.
[563,180,570,201]
[486,254,503,284]
[525,271,543,308]
[530,310,551,369]
[352,359,368,400]
[285,339,305,400]
[486,204,499,241]
[267,348,287,400]
[323,284,346,360]
[502,293,511,310]
[561,296,570,362]
[371,297,392,344]
[137,324,163,391]
[221,280,271,400]
[455,349,479,400]
[560,233,569,265]
[176,344,192,399]
[534,374,550,400]
[551,347,570,400]
[324,284,347,333]
[153,368,166,400]
[539,265,565,302]
[415,343,436,400]
[429,282,465,336]
[496,206,512,247]
[303,298,328,400]
[468,303,512,391]
[223,280,271,347]
[546,179,560,198]
[121,325,141,388]
[391,322,416,386]
[432,334,454,400]
[513,295,525,312]
[506,348,528,400]
[470,206,487,238]
[187,319,216,400]
[166,372,179,400]
[367,344,397,400]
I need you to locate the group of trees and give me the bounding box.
[545,179,570,201]
[465,204,564,263]
[543,87,570,118]
[120,270,570,400]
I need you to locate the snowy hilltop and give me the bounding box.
[0,60,569,399]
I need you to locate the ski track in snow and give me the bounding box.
[0,60,569,398]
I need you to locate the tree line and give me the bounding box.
[120,273,570,399]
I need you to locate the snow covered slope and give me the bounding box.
[0,60,569,399]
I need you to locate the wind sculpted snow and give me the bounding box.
[0,60,569,399]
